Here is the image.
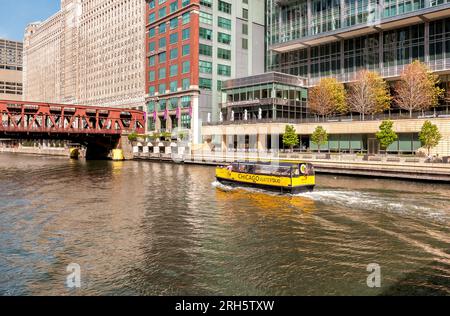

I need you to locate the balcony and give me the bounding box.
[270,3,450,53]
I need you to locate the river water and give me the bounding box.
[0,153,449,296]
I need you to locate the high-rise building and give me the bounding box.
[202,1,450,156]
[0,39,23,101]
[23,0,146,109]
[267,0,450,90]
[145,0,265,143]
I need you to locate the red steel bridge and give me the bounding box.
[0,100,146,158]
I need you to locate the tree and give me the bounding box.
[376,120,398,154]
[282,125,299,151]
[128,132,138,142]
[308,78,348,118]
[419,120,442,156]
[347,70,391,120]
[311,126,328,153]
[395,60,445,117]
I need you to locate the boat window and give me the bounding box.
[306,164,315,176]
[299,163,315,176]
[253,164,292,176]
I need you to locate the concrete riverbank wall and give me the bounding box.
[134,151,450,182]
[0,147,70,157]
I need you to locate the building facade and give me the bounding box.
[145,0,265,143]
[0,39,23,101]
[202,1,450,156]
[267,0,450,90]
[23,0,146,109]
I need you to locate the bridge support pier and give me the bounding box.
[112,149,125,161]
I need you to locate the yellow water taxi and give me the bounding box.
[216,161,315,194]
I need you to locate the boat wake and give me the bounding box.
[212,181,449,222]
[295,189,449,222]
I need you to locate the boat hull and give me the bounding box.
[216,177,314,194]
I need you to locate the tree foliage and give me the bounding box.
[375,120,398,152]
[128,132,138,142]
[311,126,328,153]
[308,78,348,117]
[282,125,299,150]
[395,60,444,117]
[419,120,442,156]
[347,70,391,120]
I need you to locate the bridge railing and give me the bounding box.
[0,100,145,134]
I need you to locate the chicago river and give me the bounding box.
[0,153,449,295]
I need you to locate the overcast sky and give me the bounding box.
[0,0,60,41]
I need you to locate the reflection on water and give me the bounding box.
[0,153,449,296]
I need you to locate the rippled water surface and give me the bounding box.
[0,153,449,296]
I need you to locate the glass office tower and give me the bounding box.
[266,0,450,104]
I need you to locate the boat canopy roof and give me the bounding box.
[233,161,309,167]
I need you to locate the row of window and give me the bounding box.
[148,61,191,82]
[148,0,191,23]
[148,77,191,96]
[149,12,190,36]
[148,27,190,52]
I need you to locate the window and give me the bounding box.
[242,8,248,20]
[149,71,156,82]
[170,18,178,29]
[217,80,223,92]
[182,61,191,74]
[199,60,213,74]
[218,17,231,30]
[182,28,190,40]
[182,12,190,25]
[182,78,190,90]
[218,1,232,14]
[170,64,178,77]
[242,38,248,50]
[182,44,190,56]
[199,78,212,90]
[148,0,155,9]
[149,28,156,38]
[170,33,178,44]
[149,13,156,24]
[159,23,166,34]
[218,64,231,76]
[218,48,231,60]
[218,32,231,44]
[242,24,248,35]
[170,48,178,60]
[159,84,166,95]
[149,42,156,51]
[159,52,166,63]
[200,12,213,24]
[170,80,178,92]
[149,86,156,96]
[200,27,213,40]
[182,0,190,7]
[159,67,166,79]
[170,1,178,13]
[158,7,166,19]
[159,37,166,48]
[200,0,212,8]
[199,44,212,56]
[149,56,156,66]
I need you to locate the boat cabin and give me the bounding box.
[229,162,314,178]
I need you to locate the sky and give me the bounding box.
[0,0,60,41]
